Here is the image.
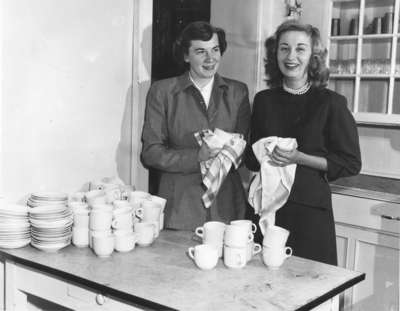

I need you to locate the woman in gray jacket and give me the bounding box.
[141,21,251,230]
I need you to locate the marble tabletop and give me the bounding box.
[0,230,365,311]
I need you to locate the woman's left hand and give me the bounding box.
[270,146,299,166]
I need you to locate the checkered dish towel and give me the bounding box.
[248,137,297,234]
[194,128,246,208]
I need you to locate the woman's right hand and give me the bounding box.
[198,143,221,162]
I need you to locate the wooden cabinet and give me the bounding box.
[1,260,143,311]
[327,0,400,125]
[333,193,400,311]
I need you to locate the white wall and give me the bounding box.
[1,0,135,201]
[211,0,286,100]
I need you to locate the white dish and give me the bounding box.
[0,239,30,249]
[31,192,68,200]
[31,241,70,253]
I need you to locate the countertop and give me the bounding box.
[331,174,400,204]
[0,230,365,311]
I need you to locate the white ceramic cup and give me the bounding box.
[73,208,90,228]
[230,220,257,234]
[89,229,112,248]
[69,201,89,211]
[113,200,131,209]
[112,216,134,230]
[149,195,166,230]
[89,210,113,231]
[195,221,226,258]
[85,189,105,206]
[91,203,113,213]
[134,222,157,246]
[114,232,137,252]
[223,245,247,269]
[224,224,254,248]
[262,245,293,269]
[92,234,114,257]
[105,187,122,203]
[72,227,89,247]
[112,207,134,230]
[246,242,262,262]
[139,201,162,223]
[129,191,151,210]
[262,225,290,248]
[188,244,219,270]
[113,228,134,236]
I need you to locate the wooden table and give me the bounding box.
[0,230,365,310]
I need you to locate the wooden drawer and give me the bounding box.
[332,194,400,235]
[11,263,144,311]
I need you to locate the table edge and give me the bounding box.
[0,250,176,311]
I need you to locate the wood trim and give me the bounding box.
[131,0,152,191]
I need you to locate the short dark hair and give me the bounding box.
[264,20,329,88]
[173,21,227,70]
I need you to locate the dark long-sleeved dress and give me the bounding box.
[245,86,361,265]
[141,72,251,231]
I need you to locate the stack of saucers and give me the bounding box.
[27,192,68,209]
[0,204,30,249]
[28,192,72,252]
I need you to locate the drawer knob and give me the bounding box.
[381,214,400,221]
[96,294,106,305]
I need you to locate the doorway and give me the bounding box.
[148,0,211,194]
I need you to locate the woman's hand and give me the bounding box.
[198,143,221,162]
[270,146,328,171]
[270,146,300,166]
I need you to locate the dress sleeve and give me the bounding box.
[141,83,200,174]
[244,93,263,172]
[325,94,361,181]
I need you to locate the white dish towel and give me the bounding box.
[248,137,298,234]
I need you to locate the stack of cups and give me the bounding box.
[262,225,292,270]
[112,199,138,252]
[70,202,90,248]
[194,221,226,259]
[89,204,114,257]
[85,189,107,207]
[223,224,254,269]
[112,205,138,252]
[230,220,262,263]
[129,191,166,246]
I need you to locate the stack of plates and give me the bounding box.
[0,204,30,249]
[28,192,72,252]
[27,191,68,208]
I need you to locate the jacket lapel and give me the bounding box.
[207,74,228,126]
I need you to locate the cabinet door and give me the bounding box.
[336,224,399,311]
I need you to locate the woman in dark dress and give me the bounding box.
[245,20,361,265]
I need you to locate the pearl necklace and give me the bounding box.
[283,82,311,95]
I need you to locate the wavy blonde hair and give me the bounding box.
[265,20,329,88]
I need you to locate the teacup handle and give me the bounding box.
[247,232,254,243]
[111,219,118,228]
[285,246,293,258]
[135,207,144,220]
[188,247,195,260]
[251,223,257,234]
[150,222,158,238]
[253,243,262,256]
[194,227,204,239]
